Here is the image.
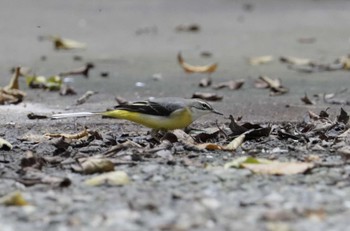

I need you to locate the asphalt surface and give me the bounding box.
[1,0,350,230]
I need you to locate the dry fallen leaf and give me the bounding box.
[103,140,143,157]
[258,76,289,96]
[337,108,349,125]
[242,161,314,175]
[0,67,26,105]
[224,156,272,168]
[301,93,315,105]
[45,128,89,140]
[192,92,223,101]
[0,191,28,206]
[59,63,95,78]
[72,157,115,174]
[0,137,12,150]
[20,151,46,170]
[178,52,218,74]
[196,143,223,151]
[85,171,130,186]
[224,134,245,151]
[225,157,314,175]
[40,35,86,50]
[76,91,98,105]
[249,55,274,66]
[213,79,245,90]
[280,56,312,65]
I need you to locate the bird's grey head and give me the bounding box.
[189,99,223,120]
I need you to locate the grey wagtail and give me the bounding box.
[51,97,222,130]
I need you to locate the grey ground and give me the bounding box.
[1,0,350,230]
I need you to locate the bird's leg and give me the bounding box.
[150,129,160,140]
[149,129,168,143]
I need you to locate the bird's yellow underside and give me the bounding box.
[101,108,193,130]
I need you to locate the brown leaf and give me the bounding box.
[249,55,273,66]
[20,151,46,170]
[4,67,20,90]
[84,171,130,186]
[0,67,26,105]
[280,56,312,65]
[59,84,77,96]
[72,157,115,174]
[301,93,315,105]
[242,161,314,175]
[258,76,289,96]
[337,108,349,124]
[224,134,245,151]
[213,79,245,90]
[103,140,142,157]
[114,96,129,105]
[192,92,223,101]
[196,143,223,150]
[40,35,86,50]
[254,79,269,89]
[45,128,89,140]
[59,63,95,78]
[76,91,98,105]
[178,52,218,74]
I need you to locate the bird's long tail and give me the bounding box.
[51,111,101,119]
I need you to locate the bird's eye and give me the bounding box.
[201,103,211,110]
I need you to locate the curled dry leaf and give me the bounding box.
[213,79,245,90]
[0,191,28,206]
[103,140,142,157]
[0,67,26,105]
[249,55,273,66]
[224,133,245,151]
[115,96,129,105]
[0,137,12,150]
[196,143,223,151]
[301,93,315,105]
[40,35,86,50]
[177,53,218,74]
[72,157,114,174]
[76,91,98,105]
[20,151,46,170]
[337,108,349,125]
[59,63,95,78]
[224,156,272,168]
[172,129,195,144]
[242,161,314,175]
[225,157,314,175]
[280,56,312,66]
[192,92,223,101]
[45,128,89,140]
[59,84,77,96]
[84,171,130,186]
[228,115,270,140]
[258,76,289,96]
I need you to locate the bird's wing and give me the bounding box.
[114,99,183,116]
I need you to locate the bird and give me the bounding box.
[51,97,222,131]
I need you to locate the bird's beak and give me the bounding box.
[212,109,223,115]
